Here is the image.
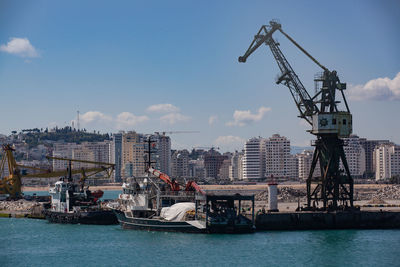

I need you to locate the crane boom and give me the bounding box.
[147,166,180,191]
[238,21,318,124]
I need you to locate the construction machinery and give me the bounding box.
[144,136,205,195]
[47,155,115,191]
[0,144,114,198]
[239,20,353,210]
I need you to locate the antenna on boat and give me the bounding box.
[144,135,157,173]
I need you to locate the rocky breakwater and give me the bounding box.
[255,187,306,202]
[0,199,44,218]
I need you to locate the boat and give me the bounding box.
[43,180,118,225]
[110,176,207,232]
[110,137,255,233]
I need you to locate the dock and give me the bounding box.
[255,210,400,231]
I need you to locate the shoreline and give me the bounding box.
[22,183,391,192]
[22,185,122,192]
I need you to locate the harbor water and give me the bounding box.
[3,190,400,266]
[2,218,400,266]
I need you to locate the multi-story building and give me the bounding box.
[342,135,366,178]
[238,153,244,180]
[188,159,205,180]
[296,150,321,181]
[171,149,189,178]
[52,141,111,178]
[204,149,228,179]
[265,134,291,179]
[229,150,243,181]
[111,132,123,182]
[287,154,299,180]
[52,143,79,170]
[154,133,171,176]
[218,159,231,181]
[243,137,265,181]
[121,131,146,178]
[359,138,390,177]
[374,144,400,180]
[72,148,95,169]
[80,141,111,166]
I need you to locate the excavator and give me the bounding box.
[0,144,114,199]
[147,166,205,195]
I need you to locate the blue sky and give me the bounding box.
[0,0,399,151]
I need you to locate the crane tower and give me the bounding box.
[239,20,353,210]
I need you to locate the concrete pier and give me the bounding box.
[255,210,400,230]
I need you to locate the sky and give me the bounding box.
[0,0,399,151]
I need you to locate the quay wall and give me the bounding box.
[255,211,400,230]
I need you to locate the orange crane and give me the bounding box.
[147,166,205,195]
[0,144,114,198]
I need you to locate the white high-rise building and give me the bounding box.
[342,135,366,178]
[265,134,291,179]
[243,137,265,180]
[374,144,400,180]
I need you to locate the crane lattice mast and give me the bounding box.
[239,20,354,210]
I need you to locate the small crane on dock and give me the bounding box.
[239,20,353,210]
[0,144,114,198]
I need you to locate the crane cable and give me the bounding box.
[278,29,329,72]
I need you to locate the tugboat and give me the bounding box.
[43,161,117,225]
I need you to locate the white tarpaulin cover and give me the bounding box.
[160,202,195,222]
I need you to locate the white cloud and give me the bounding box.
[116,112,149,129]
[0,37,39,58]
[226,106,271,127]
[214,135,245,146]
[73,111,148,130]
[160,113,191,125]
[208,115,218,125]
[347,72,400,101]
[80,111,112,123]
[146,103,180,113]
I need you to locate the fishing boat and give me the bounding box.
[110,137,255,233]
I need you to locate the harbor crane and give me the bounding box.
[239,20,353,210]
[0,144,114,198]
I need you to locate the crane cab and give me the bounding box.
[311,112,352,138]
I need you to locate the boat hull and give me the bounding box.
[113,209,205,233]
[44,210,118,225]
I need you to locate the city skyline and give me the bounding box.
[1,0,399,152]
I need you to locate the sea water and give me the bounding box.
[2,191,400,266]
